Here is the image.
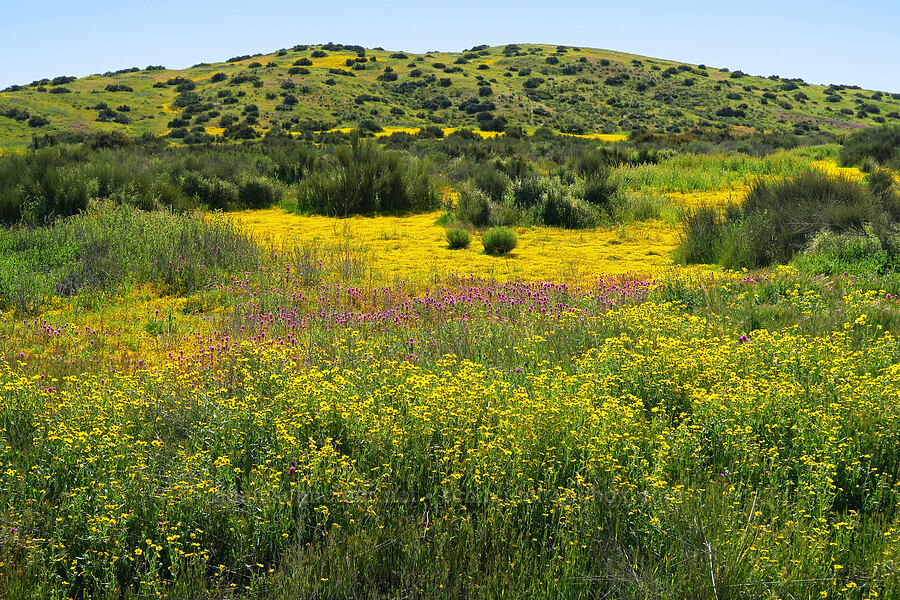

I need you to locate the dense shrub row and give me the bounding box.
[0,137,443,224]
[8,129,654,227]
[448,147,624,229]
[678,169,900,268]
[0,143,292,223]
[293,141,439,216]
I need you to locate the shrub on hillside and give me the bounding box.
[482,226,517,255]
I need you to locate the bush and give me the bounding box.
[675,206,726,264]
[841,124,900,169]
[482,227,517,255]
[358,119,383,135]
[473,166,511,203]
[678,170,896,268]
[540,180,595,228]
[580,174,617,210]
[0,202,259,310]
[237,176,282,209]
[792,228,898,274]
[511,177,546,209]
[181,171,239,210]
[446,227,471,249]
[0,148,89,224]
[454,183,491,227]
[294,141,438,216]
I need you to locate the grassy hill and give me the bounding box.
[2,42,899,147]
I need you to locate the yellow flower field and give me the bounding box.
[227,209,681,281]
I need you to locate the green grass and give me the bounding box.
[611,144,840,192]
[0,201,259,312]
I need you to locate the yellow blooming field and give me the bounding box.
[227,209,681,281]
[564,132,629,142]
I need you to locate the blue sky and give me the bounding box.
[3,0,898,91]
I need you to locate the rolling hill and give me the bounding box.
[1,42,899,147]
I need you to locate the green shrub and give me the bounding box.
[511,177,547,209]
[181,171,239,210]
[473,166,511,203]
[0,202,258,311]
[540,180,595,228]
[482,226,517,255]
[675,206,726,264]
[678,170,897,269]
[238,176,282,209]
[0,148,90,224]
[841,124,900,169]
[580,174,617,210]
[792,228,899,274]
[455,183,491,227]
[446,227,471,249]
[294,141,438,216]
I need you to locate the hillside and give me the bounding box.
[1,42,899,147]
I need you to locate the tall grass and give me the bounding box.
[0,202,259,311]
[611,146,838,192]
[292,141,439,216]
[677,169,900,269]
